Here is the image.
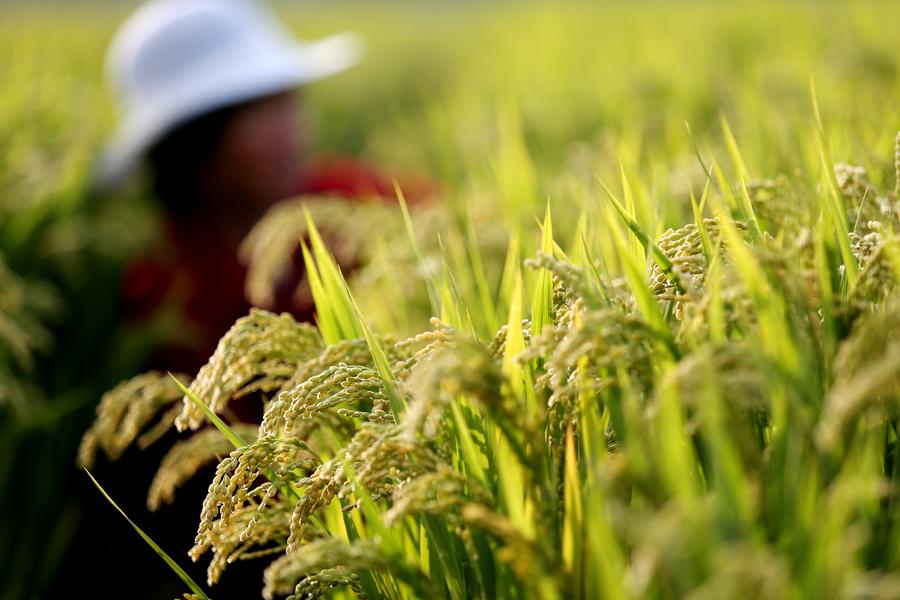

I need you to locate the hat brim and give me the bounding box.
[96,32,363,188]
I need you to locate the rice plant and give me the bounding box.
[80,130,900,598]
[1,1,897,597]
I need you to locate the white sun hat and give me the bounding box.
[98,0,363,187]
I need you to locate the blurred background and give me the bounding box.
[1,0,899,598]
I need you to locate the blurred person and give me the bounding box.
[58,2,434,597]
[100,0,433,373]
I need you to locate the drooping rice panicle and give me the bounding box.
[260,364,389,438]
[240,197,398,309]
[147,424,259,510]
[262,538,428,600]
[818,293,900,448]
[191,435,318,561]
[79,371,192,468]
[201,502,299,586]
[176,310,323,431]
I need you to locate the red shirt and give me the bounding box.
[122,155,434,373]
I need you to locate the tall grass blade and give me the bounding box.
[171,374,248,448]
[84,469,211,600]
[531,202,555,338]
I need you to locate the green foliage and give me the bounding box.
[85,132,900,597]
[5,1,900,598]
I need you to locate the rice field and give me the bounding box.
[4,1,900,598]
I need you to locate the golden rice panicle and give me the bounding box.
[849,236,900,308]
[284,424,410,551]
[834,162,874,204]
[286,337,374,384]
[176,309,323,432]
[525,252,588,304]
[651,221,714,293]
[390,318,454,380]
[284,569,366,600]
[147,424,257,511]
[283,332,415,395]
[850,229,884,267]
[524,252,595,331]
[834,158,900,233]
[679,262,753,339]
[487,318,532,359]
[528,307,659,409]
[262,538,389,600]
[461,503,552,583]
[192,436,317,562]
[402,340,505,441]
[527,250,634,312]
[259,364,389,438]
[817,292,900,448]
[78,371,191,468]
[240,196,395,308]
[283,460,344,553]
[742,176,806,234]
[649,219,750,319]
[384,467,491,526]
[0,255,59,416]
[350,427,448,502]
[841,137,900,289]
[202,502,296,586]
[281,422,452,552]
[239,197,315,309]
[260,324,451,438]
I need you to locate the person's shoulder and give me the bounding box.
[296,154,440,204]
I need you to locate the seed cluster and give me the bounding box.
[240,197,400,308]
[649,219,750,320]
[79,371,191,468]
[147,424,258,511]
[176,309,323,432]
[836,161,900,233]
[262,539,387,600]
[192,435,316,552]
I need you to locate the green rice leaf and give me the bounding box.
[396,182,440,314]
[720,114,749,179]
[303,209,365,341]
[84,468,211,600]
[300,239,340,345]
[530,202,555,338]
[810,79,858,289]
[170,373,248,448]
